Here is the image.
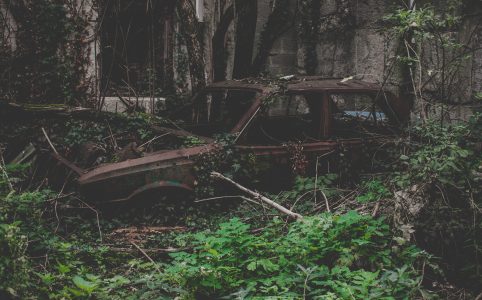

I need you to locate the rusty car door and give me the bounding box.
[234,92,338,189]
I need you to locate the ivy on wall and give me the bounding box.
[0,0,92,105]
[297,0,355,75]
[298,0,321,75]
[251,0,294,75]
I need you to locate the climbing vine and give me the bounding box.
[298,0,321,75]
[0,0,92,105]
[251,0,294,75]
[382,0,480,121]
[297,0,355,75]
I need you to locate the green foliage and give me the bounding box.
[64,120,107,148]
[474,92,482,101]
[0,222,30,298]
[193,134,260,197]
[182,135,205,147]
[164,212,430,299]
[389,115,482,289]
[0,163,30,192]
[1,0,90,104]
[394,117,480,188]
[64,114,164,148]
[274,174,339,214]
[357,180,391,203]
[291,175,338,197]
[0,158,435,299]
[382,1,475,108]
[383,6,460,39]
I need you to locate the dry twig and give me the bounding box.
[41,127,59,154]
[131,241,162,274]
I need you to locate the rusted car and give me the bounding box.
[67,77,410,202]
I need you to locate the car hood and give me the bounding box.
[78,144,218,186]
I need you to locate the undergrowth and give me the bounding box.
[0,163,433,299]
[164,213,431,299]
[0,114,480,299]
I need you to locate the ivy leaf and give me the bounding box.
[72,275,97,294]
[56,263,71,274]
[247,261,257,271]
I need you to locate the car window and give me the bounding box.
[240,94,318,145]
[177,90,257,138]
[330,93,386,122]
[329,93,391,137]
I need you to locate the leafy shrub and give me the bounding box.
[0,222,30,298]
[357,180,391,203]
[164,212,430,299]
[394,118,479,188]
[391,115,482,289]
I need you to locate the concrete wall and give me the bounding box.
[0,1,17,52]
[1,0,481,117]
[252,0,481,119]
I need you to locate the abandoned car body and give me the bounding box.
[74,78,410,202]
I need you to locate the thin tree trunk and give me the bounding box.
[232,0,257,79]
[176,0,206,95]
[251,0,293,75]
[213,5,234,81]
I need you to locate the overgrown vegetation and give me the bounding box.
[1,111,481,298]
[392,115,482,290]
[382,0,481,120]
[1,0,482,299]
[0,0,91,105]
[165,213,431,299]
[380,2,482,289]
[0,163,433,299]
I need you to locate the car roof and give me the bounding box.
[286,77,381,93]
[205,77,410,125]
[205,77,383,94]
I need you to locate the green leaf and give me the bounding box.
[72,275,97,294]
[56,263,71,274]
[247,261,257,271]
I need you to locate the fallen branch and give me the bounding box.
[320,190,331,213]
[110,246,184,254]
[41,127,59,155]
[131,241,162,274]
[0,150,14,192]
[73,196,103,242]
[210,172,303,220]
[372,201,380,217]
[195,195,263,207]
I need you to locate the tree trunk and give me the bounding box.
[232,0,257,79]
[176,0,206,95]
[212,5,234,81]
[251,0,293,75]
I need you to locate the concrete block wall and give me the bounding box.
[259,0,480,100]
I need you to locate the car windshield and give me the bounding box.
[239,94,317,145]
[173,90,258,138]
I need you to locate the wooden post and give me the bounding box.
[320,92,332,138]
